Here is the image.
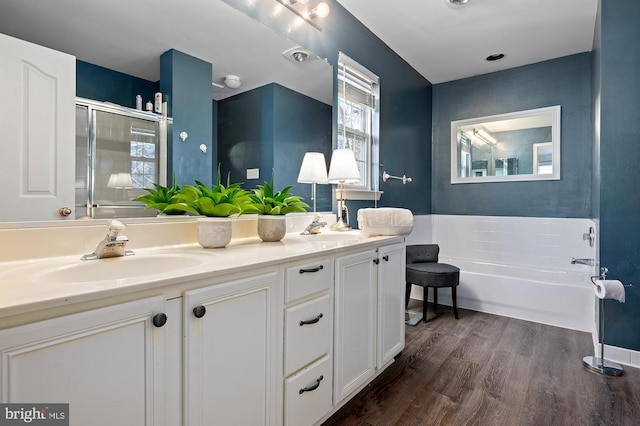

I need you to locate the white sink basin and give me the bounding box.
[30,252,213,283]
[38,256,199,282]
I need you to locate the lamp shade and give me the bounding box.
[297,152,328,184]
[328,149,360,184]
[107,172,133,189]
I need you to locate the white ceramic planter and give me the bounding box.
[197,217,233,248]
[257,215,287,242]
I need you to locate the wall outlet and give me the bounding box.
[247,168,259,179]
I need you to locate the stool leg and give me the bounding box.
[452,286,459,319]
[433,288,438,312]
[422,287,428,322]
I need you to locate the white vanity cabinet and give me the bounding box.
[333,242,406,405]
[183,271,278,426]
[376,242,406,368]
[0,296,167,426]
[282,258,334,426]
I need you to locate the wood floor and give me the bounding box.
[322,301,640,426]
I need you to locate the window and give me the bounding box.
[337,52,379,195]
[130,125,158,189]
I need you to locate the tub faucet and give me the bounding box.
[571,257,594,266]
[82,220,135,260]
[301,217,327,235]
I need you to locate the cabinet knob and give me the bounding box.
[299,375,324,394]
[193,305,206,318]
[299,313,323,326]
[383,255,389,262]
[152,313,168,327]
[299,265,324,274]
[373,258,380,264]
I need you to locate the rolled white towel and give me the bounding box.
[357,207,413,238]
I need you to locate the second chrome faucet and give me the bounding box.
[82,220,135,260]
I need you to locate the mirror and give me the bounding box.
[0,0,333,225]
[451,105,561,184]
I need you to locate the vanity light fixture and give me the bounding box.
[473,128,497,145]
[308,2,330,19]
[275,0,330,30]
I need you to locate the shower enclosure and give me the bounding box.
[75,98,170,219]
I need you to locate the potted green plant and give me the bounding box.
[168,170,255,248]
[249,173,309,242]
[132,174,184,215]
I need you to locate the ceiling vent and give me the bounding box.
[283,46,313,63]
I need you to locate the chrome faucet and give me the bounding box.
[571,257,594,266]
[301,217,327,235]
[82,220,135,260]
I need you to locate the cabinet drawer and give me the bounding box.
[285,355,333,426]
[285,258,332,303]
[285,294,332,376]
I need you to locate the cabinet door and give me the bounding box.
[0,33,75,221]
[377,242,406,368]
[333,250,377,404]
[0,296,167,426]
[184,272,277,426]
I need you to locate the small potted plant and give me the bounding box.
[132,173,184,215]
[169,170,255,248]
[249,172,309,242]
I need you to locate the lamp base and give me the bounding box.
[331,218,352,232]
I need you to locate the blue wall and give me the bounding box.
[218,83,332,211]
[432,53,593,218]
[596,0,640,351]
[160,50,214,187]
[76,60,158,108]
[224,0,433,216]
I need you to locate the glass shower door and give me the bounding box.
[75,98,167,219]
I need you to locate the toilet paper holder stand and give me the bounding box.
[583,267,632,376]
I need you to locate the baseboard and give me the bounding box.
[588,337,640,369]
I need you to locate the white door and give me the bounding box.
[0,296,167,426]
[333,249,377,404]
[377,242,406,368]
[184,272,277,426]
[0,33,75,221]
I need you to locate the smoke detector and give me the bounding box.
[224,75,241,89]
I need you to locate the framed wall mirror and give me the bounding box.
[450,105,561,184]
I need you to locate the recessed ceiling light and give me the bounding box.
[486,53,506,61]
[448,0,471,5]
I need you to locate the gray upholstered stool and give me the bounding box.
[405,244,460,322]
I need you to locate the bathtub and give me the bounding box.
[433,257,596,332]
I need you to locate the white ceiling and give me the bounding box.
[0,0,333,103]
[337,0,598,84]
[0,0,599,104]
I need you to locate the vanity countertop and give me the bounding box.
[0,229,404,324]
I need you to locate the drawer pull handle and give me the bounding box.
[383,255,389,262]
[193,305,206,318]
[373,258,380,264]
[299,375,324,394]
[299,265,324,274]
[299,313,323,326]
